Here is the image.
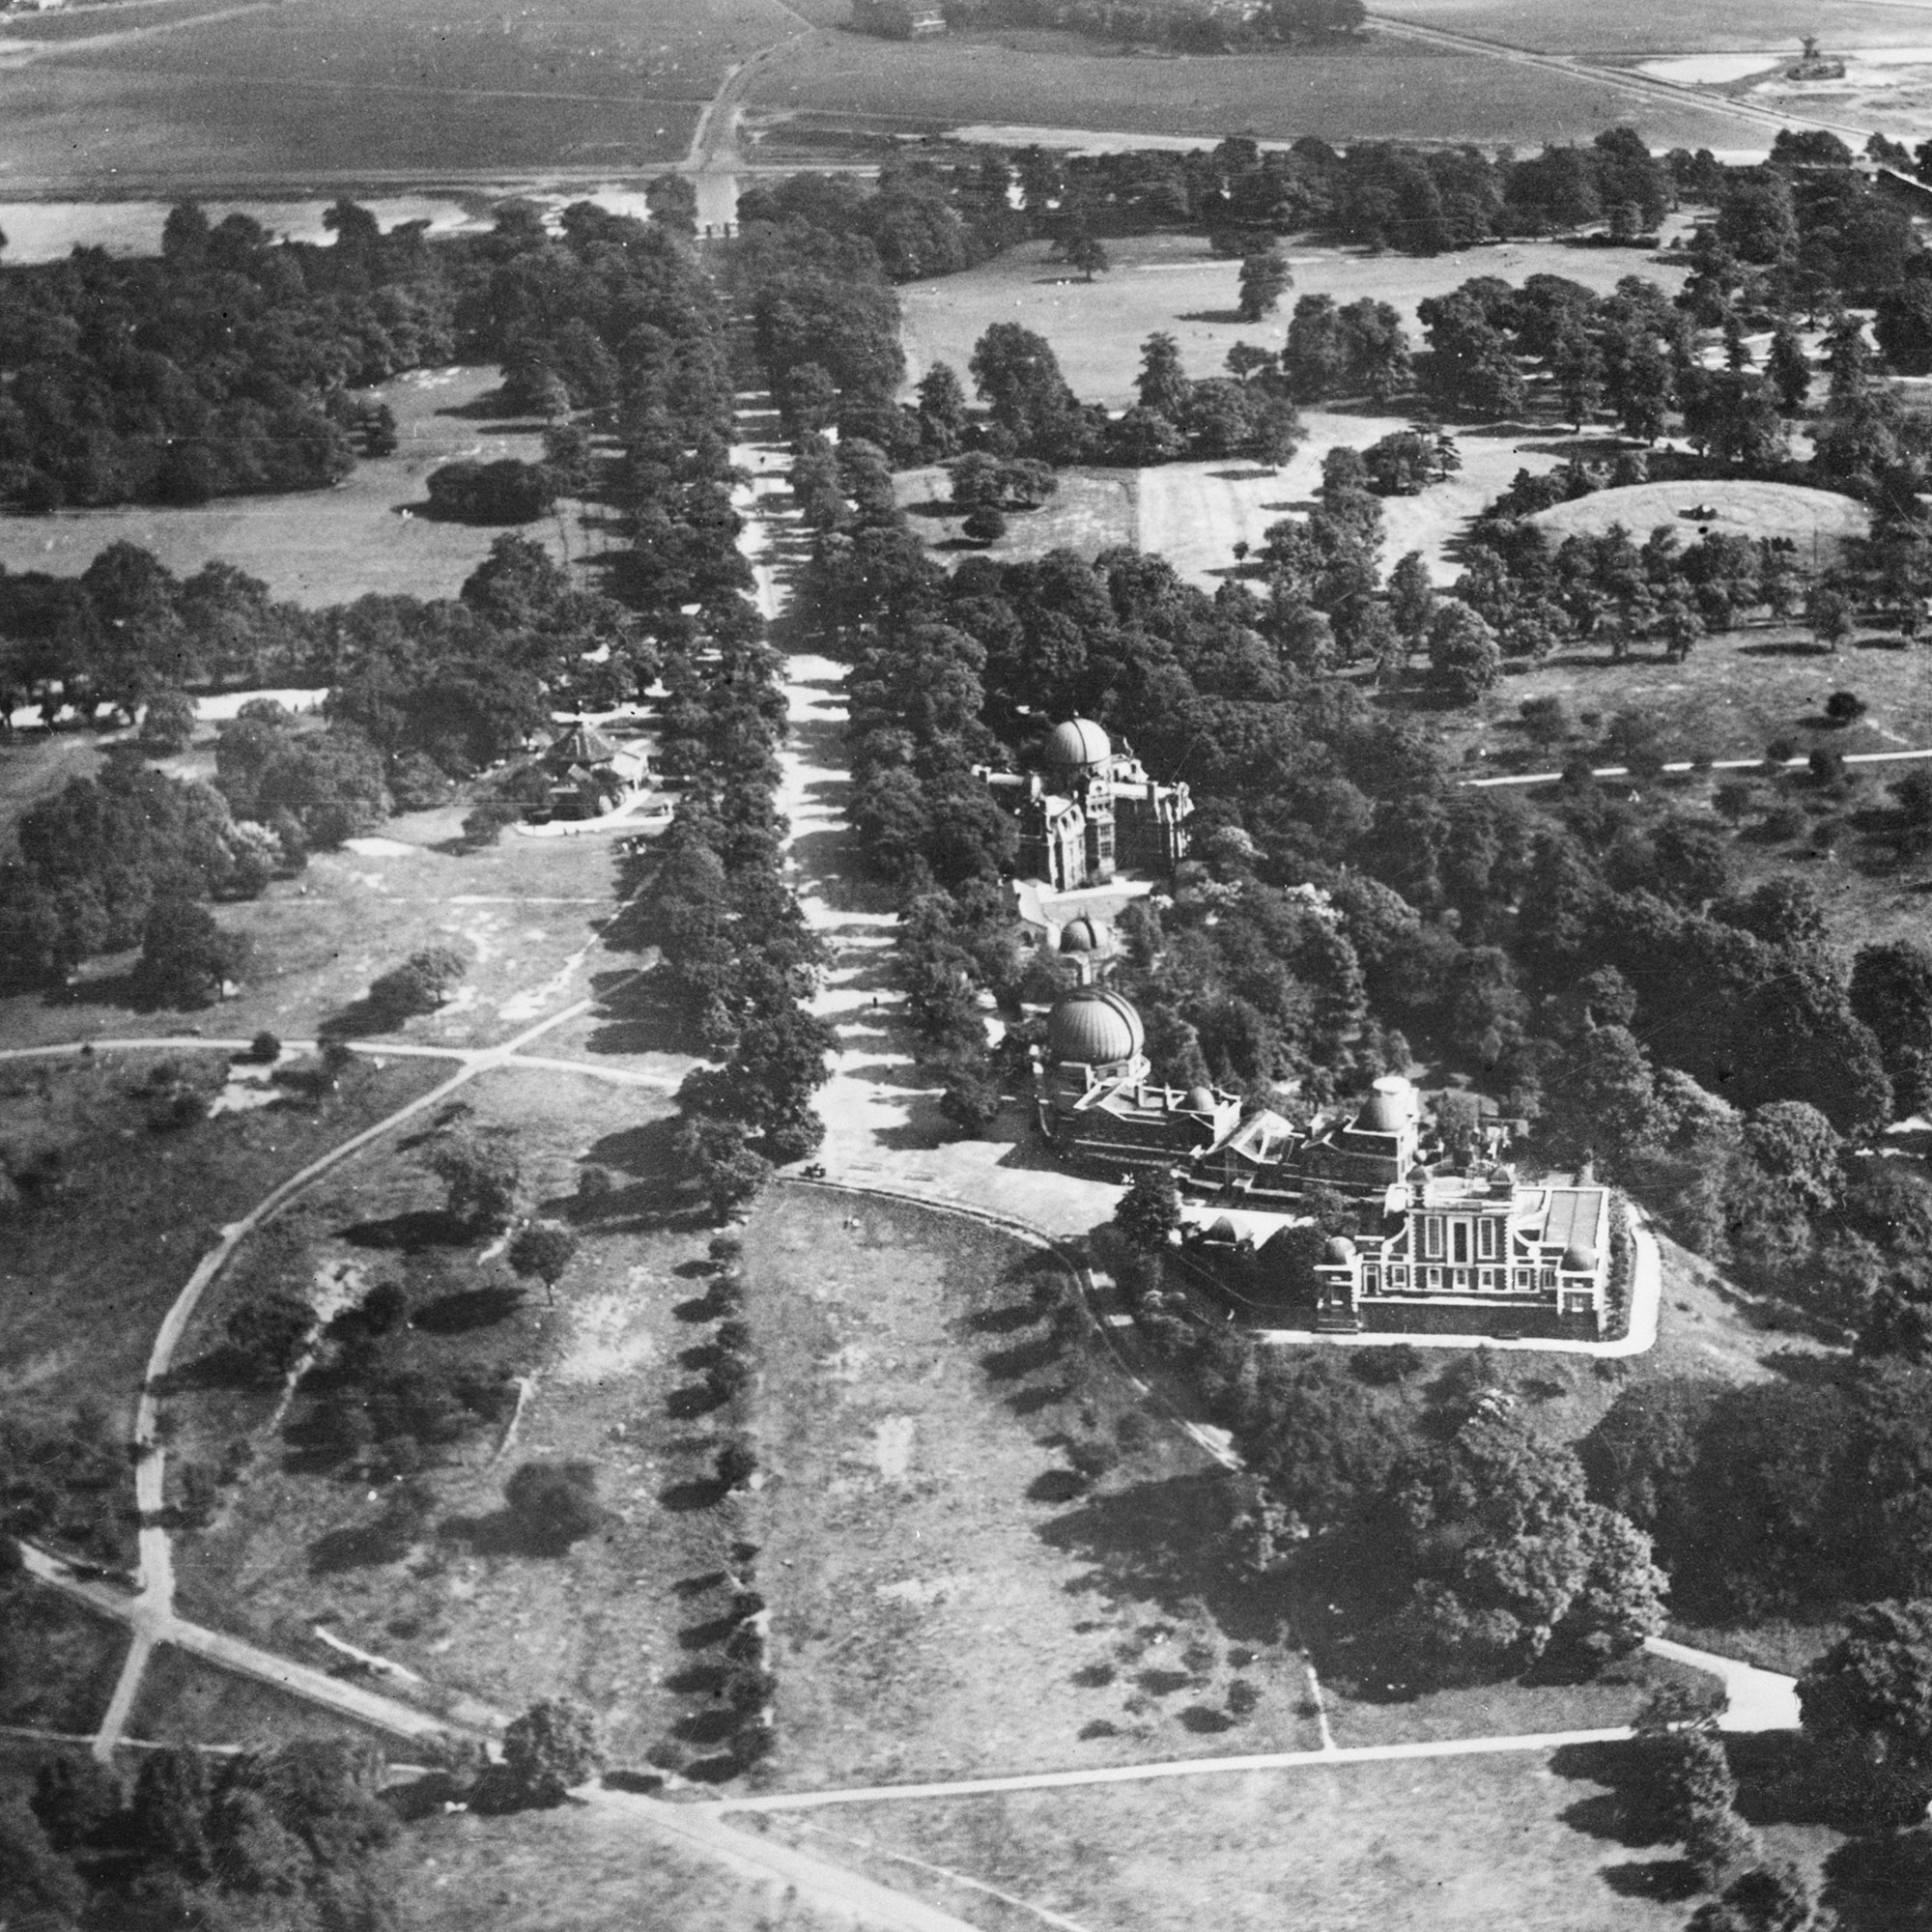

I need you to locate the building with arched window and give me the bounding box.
[980,718,1191,893]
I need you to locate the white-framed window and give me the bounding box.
[1478,1268,1495,1291]
[1564,1293,1594,1317]
[1540,1267,1556,1289]
[1477,1218,1498,1260]
[1363,1267,1380,1293]
[1424,1217,1444,1260]
[1451,1221,1470,1264]
[1390,1265,1407,1287]
[1427,1266,1442,1290]
[1515,1267,1533,1290]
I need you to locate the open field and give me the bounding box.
[1372,0,1932,57]
[0,0,800,185]
[743,1188,1332,1790]
[901,231,1693,411]
[750,29,1776,151]
[1529,479,1871,561]
[753,1752,1844,1932]
[0,365,598,607]
[0,1048,445,1451]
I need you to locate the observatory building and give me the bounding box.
[980,719,1192,894]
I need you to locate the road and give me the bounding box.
[1468,743,1932,790]
[1363,7,1878,146]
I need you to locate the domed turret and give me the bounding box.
[1562,1243,1599,1272]
[1058,915,1106,954]
[1042,718,1112,774]
[1324,1235,1357,1263]
[1046,987,1146,1066]
[1184,1085,1217,1114]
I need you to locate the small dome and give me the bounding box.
[1562,1243,1599,1272]
[1042,718,1112,772]
[1324,1235,1357,1262]
[1184,1085,1217,1114]
[1059,916,1103,953]
[1046,987,1146,1066]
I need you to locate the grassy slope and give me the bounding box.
[165,1067,711,1764]
[0,1590,130,1736]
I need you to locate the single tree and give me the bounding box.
[137,690,199,756]
[1065,232,1111,282]
[507,1220,578,1306]
[429,1129,523,1234]
[224,1291,315,1383]
[1115,1168,1183,1254]
[1236,247,1292,323]
[1798,1598,1932,1819]
[501,1695,605,1804]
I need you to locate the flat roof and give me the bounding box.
[1542,1187,1606,1254]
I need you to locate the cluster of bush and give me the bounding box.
[858,0,1364,50]
[0,1404,134,1569]
[6,1735,401,1931]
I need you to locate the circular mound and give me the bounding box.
[1042,718,1112,772]
[1528,480,1870,554]
[1046,987,1146,1066]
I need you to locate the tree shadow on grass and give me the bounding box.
[1824,1826,1932,1932]
[667,1383,729,1421]
[1600,1859,1703,1903]
[338,1208,470,1253]
[1037,1471,1275,1643]
[411,1285,526,1333]
[665,1662,729,1694]
[673,1708,741,1746]
[659,1475,730,1513]
[677,1611,742,1652]
[308,1520,408,1576]
[1178,307,1245,326]
[980,1334,1065,1381]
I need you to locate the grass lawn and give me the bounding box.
[0,1048,447,1458]
[382,1802,858,1932]
[0,365,595,607]
[167,1065,754,1770]
[0,1589,130,1736]
[751,29,1770,151]
[751,1749,1844,1932]
[896,465,1139,568]
[128,1642,398,1753]
[899,232,1693,413]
